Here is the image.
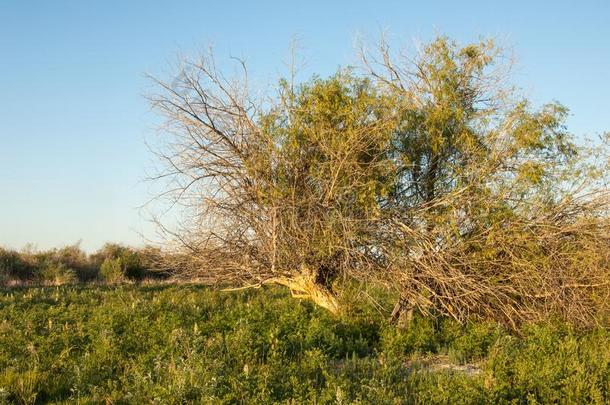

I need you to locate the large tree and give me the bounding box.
[150,37,609,329]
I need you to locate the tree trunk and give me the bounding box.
[388,297,414,327]
[272,274,340,314]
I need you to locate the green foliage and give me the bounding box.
[50,244,94,281]
[91,243,146,280]
[38,264,77,286]
[0,243,166,286]
[255,73,398,286]
[99,257,124,283]
[1,285,610,403]
[0,248,35,281]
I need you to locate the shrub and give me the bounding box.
[0,244,170,285]
[53,244,97,281]
[99,258,124,283]
[0,247,34,280]
[91,244,149,280]
[39,264,78,286]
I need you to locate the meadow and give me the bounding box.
[1,284,610,404]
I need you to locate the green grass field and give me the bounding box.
[1,285,610,404]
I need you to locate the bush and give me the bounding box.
[0,244,169,285]
[99,258,124,283]
[91,244,149,280]
[39,264,77,286]
[0,248,34,280]
[0,270,8,287]
[53,244,97,281]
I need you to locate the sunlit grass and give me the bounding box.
[1,284,609,403]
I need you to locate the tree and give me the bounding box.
[150,37,609,329]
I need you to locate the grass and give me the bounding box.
[1,285,610,404]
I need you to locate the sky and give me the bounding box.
[0,0,609,252]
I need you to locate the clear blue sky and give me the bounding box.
[1,0,608,252]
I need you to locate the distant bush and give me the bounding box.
[99,257,124,283]
[39,264,77,286]
[0,247,34,280]
[0,243,170,285]
[53,244,97,281]
[91,243,162,280]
